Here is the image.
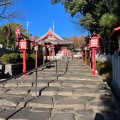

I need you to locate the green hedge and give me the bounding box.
[1,53,36,64]
[9,53,20,63]
[20,53,30,61]
[1,54,11,64]
[30,53,36,60]
[96,60,112,78]
[1,53,20,64]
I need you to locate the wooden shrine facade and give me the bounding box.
[37,28,73,60]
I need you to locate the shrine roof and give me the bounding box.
[37,28,64,42]
[38,39,72,45]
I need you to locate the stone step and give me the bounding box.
[43,66,90,70]
[43,63,89,67]
[0,59,118,119]
[42,68,66,71]
[18,75,56,80]
[6,87,31,95]
[26,96,53,108]
[62,80,99,88]
[68,65,90,67]
[50,108,118,120]
[58,75,102,81]
[0,109,51,120]
[0,96,23,108]
[41,87,59,96]
[40,86,100,97]
[54,97,86,109]
[40,72,92,76]
[49,80,62,87]
[41,69,92,74]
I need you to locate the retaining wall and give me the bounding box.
[0,61,42,77]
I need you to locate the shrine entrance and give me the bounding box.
[37,28,73,60]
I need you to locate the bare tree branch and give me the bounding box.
[0,0,11,6]
[0,5,7,15]
[0,0,24,20]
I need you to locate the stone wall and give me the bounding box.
[0,61,42,77]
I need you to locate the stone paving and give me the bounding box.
[0,59,119,120]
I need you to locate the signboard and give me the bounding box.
[89,38,99,48]
[20,42,27,49]
[91,39,98,47]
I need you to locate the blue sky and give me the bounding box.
[0,0,88,38]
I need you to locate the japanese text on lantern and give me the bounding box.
[91,39,98,47]
[20,42,27,49]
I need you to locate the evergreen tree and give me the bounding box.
[0,22,27,48]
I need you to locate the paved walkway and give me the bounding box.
[0,59,119,120]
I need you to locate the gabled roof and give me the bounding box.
[38,39,72,45]
[37,28,64,43]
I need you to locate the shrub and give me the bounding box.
[1,54,11,64]
[1,53,21,64]
[9,53,20,63]
[1,52,36,64]
[20,53,30,61]
[30,53,36,60]
[96,60,112,78]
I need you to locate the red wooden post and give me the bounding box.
[89,32,99,76]
[91,48,96,75]
[23,50,26,76]
[15,26,31,76]
[19,40,28,76]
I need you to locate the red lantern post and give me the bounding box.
[19,39,28,76]
[23,49,26,76]
[89,32,99,76]
[15,26,31,76]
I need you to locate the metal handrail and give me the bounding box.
[0,57,69,98]
[0,57,69,83]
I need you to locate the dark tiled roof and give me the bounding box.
[38,39,73,45]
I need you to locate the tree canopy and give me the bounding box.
[65,35,85,48]
[51,0,120,35]
[0,22,27,48]
[50,0,120,54]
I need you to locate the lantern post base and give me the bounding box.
[92,70,96,76]
[91,48,96,76]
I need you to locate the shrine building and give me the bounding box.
[36,28,73,60]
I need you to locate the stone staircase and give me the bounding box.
[0,59,119,120]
